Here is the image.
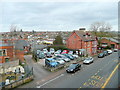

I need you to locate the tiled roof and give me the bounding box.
[74,30,96,41]
[0,40,13,47]
[101,37,119,43]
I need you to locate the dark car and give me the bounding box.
[103,51,108,56]
[98,53,104,58]
[66,63,81,73]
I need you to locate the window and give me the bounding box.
[5,58,9,62]
[3,50,6,56]
[0,49,7,56]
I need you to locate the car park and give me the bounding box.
[45,58,59,67]
[50,48,55,54]
[72,54,79,58]
[53,57,65,65]
[54,52,60,56]
[55,55,70,62]
[68,51,73,54]
[62,54,74,60]
[46,52,52,58]
[68,51,78,58]
[61,50,69,54]
[98,53,104,58]
[83,57,94,64]
[43,48,48,54]
[107,50,113,54]
[66,63,81,73]
[38,51,46,59]
[37,50,41,55]
[103,51,108,56]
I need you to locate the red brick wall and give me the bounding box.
[15,50,24,62]
[0,46,14,63]
[66,32,82,49]
[66,32,98,55]
[100,39,119,49]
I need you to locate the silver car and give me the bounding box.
[83,57,94,64]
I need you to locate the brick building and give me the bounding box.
[0,40,14,63]
[100,37,119,49]
[0,40,25,63]
[66,30,98,56]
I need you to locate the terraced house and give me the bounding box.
[66,29,98,56]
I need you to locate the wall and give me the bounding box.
[0,46,14,63]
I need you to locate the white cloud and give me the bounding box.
[0,1,118,32]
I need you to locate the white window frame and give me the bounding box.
[0,49,7,56]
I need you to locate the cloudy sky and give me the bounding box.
[0,0,118,32]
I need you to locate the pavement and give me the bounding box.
[35,52,119,88]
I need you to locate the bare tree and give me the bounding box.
[90,21,112,32]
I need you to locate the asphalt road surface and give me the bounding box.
[36,52,119,88]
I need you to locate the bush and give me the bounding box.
[104,46,111,49]
[47,45,68,51]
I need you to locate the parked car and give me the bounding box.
[57,50,62,53]
[98,53,104,58]
[45,58,59,67]
[62,54,74,60]
[55,55,70,62]
[103,51,108,56]
[72,54,79,58]
[53,57,65,65]
[43,48,48,54]
[68,51,78,58]
[114,48,118,52]
[83,57,94,64]
[68,51,73,54]
[37,50,41,55]
[38,51,46,59]
[54,50,61,56]
[61,50,69,54]
[66,63,81,73]
[46,52,52,58]
[107,50,113,54]
[50,48,55,54]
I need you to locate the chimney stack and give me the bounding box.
[79,28,86,30]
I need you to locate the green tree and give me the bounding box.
[53,35,63,45]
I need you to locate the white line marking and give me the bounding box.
[36,74,64,88]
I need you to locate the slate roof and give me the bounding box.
[74,30,96,41]
[101,37,119,43]
[14,40,29,50]
[0,40,13,47]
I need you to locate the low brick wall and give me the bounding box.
[2,75,34,89]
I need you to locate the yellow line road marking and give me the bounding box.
[101,63,120,88]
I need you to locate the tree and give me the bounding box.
[90,21,112,36]
[53,34,63,45]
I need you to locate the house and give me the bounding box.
[100,37,119,49]
[66,29,98,56]
[0,39,26,63]
[0,40,14,63]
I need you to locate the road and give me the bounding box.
[36,52,119,88]
[19,55,51,88]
